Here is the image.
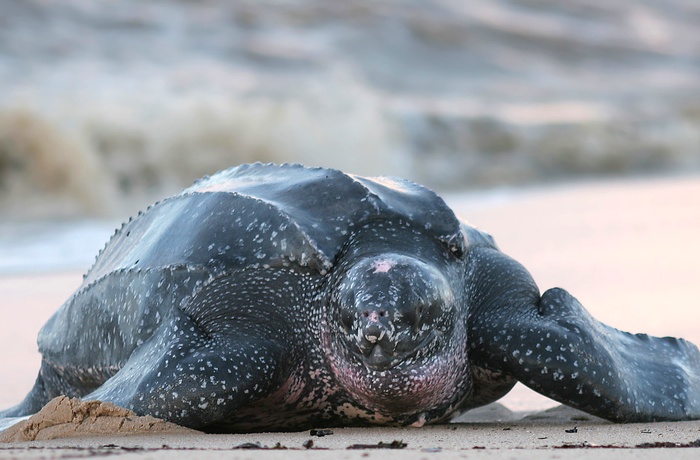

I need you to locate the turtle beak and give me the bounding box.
[355,312,398,369]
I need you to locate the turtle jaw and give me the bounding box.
[325,325,467,418]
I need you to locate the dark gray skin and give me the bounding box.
[2,163,700,432]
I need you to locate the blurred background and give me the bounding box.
[1,0,700,414]
[1,0,699,221]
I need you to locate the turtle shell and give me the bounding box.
[84,163,466,283]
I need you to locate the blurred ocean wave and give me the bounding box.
[1,0,699,219]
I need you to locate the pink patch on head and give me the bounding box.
[371,259,395,274]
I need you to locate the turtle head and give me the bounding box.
[333,254,456,371]
[319,221,471,418]
[324,247,468,419]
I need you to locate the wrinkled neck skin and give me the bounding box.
[319,222,471,425]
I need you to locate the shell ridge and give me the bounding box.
[83,194,188,281]
[74,263,211,303]
[182,189,335,272]
[348,173,466,257]
[183,163,387,271]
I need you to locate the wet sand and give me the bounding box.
[1,175,699,456]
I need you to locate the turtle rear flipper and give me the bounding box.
[468,247,700,422]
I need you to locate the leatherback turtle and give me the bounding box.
[2,163,699,432]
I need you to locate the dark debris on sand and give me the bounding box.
[555,439,700,449]
[347,440,407,449]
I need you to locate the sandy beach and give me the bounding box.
[1,175,699,457]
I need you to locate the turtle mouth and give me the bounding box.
[349,330,440,371]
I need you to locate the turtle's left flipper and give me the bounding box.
[521,287,700,422]
[467,247,700,422]
[491,287,700,422]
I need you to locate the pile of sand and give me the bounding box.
[0,396,197,442]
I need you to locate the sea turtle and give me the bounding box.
[2,163,699,432]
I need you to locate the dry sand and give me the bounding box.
[0,396,196,442]
[1,175,699,457]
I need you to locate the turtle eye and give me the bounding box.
[419,299,449,327]
[441,234,466,259]
[449,245,463,258]
[341,310,355,332]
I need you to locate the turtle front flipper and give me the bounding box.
[526,288,700,422]
[467,247,700,422]
[84,269,305,431]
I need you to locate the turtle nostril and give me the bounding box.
[379,310,386,317]
[362,311,369,318]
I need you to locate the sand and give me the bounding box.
[1,410,700,459]
[1,175,699,457]
[0,397,196,442]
